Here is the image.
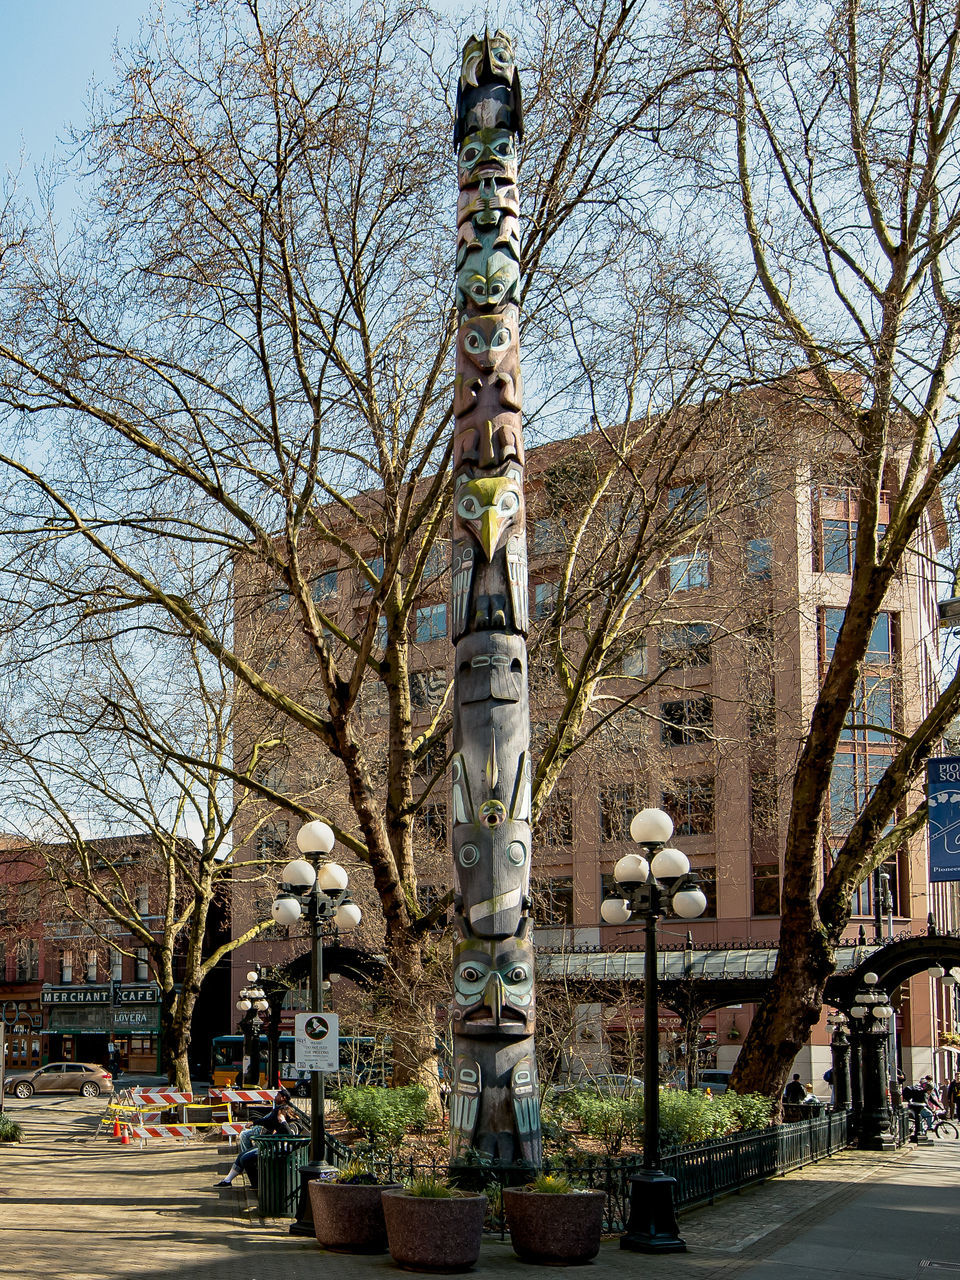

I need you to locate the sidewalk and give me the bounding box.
[1,1097,958,1279]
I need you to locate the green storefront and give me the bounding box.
[42,983,161,1072]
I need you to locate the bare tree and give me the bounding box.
[0,0,743,1088]
[0,620,288,1089]
[642,0,960,1097]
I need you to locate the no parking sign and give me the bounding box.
[294,1012,340,1072]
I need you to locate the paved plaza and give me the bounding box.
[1,1096,959,1280]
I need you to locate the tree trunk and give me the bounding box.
[728,914,834,1104]
[160,988,196,1091]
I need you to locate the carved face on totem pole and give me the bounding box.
[456,248,520,311]
[460,30,517,89]
[456,310,519,379]
[454,466,523,559]
[458,129,518,188]
[452,928,535,1037]
[451,751,531,937]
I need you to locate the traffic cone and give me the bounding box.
[120,1124,130,1145]
[113,1116,120,1138]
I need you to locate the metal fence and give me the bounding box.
[321,1108,860,1234]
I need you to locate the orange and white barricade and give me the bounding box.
[213,1088,278,1105]
[129,1089,194,1107]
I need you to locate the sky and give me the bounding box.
[0,1,154,186]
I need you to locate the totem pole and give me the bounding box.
[448,31,541,1169]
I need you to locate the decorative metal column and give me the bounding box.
[827,1012,851,1111]
[447,30,540,1169]
[850,975,896,1149]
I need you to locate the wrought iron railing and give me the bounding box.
[321,1109,856,1234]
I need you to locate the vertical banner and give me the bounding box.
[926,757,960,882]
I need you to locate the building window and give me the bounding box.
[416,802,447,845]
[110,947,123,982]
[746,537,772,579]
[662,776,715,836]
[416,882,449,927]
[821,519,854,573]
[533,518,566,554]
[621,637,646,677]
[415,603,447,643]
[255,820,290,858]
[659,623,711,668]
[668,551,709,591]
[534,581,558,619]
[311,569,338,603]
[752,863,780,915]
[15,940,39,981]
[748,682,776,739]
[533,876,574,926]
[264,586,291,612]
[667,483,707,524]
[827,753,894,836]
[599,783,642,842]
[415,743,446,779]
[361,555,384,591]
[695,866,717,917]
[423,540,449,580]
[136,885,149,916]
[136,948,149,982]
[535,791,573,847]
[375,615,388,650]
[749,771,779,857]
[85,950,98,983]
[410,669,447,710]
[60,949,73,984]
[660,696,713,746]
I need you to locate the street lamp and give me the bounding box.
[236,968,270,1085]
[600,807,706,1254]
[848,972,896,1149]
[826,1011,851,1110]
[271,819,362,1237]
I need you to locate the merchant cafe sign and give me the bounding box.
[41,982,161,1032]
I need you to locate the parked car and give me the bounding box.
[553,1073,643,1096]
[4,1062,113,1099]
[696,1069,732,1093]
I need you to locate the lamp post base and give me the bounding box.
[289,1160,327,1236]
[620,1169,686,1253]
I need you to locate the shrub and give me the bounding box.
[0,1114,22,1143]
[658,1088,775,1149]
[334,1084,431,1150]
[721,1091,775,1133]
[560,1091,641,1156]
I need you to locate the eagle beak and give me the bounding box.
[478,509,502,560]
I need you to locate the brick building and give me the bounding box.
[229,401,960,1086]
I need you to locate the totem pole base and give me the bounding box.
[620,1169,686,1253]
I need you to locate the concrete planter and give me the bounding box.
[381,1188,486,1271]
[502,1187,605,1264]
[308,1178,401,1253]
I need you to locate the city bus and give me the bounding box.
[210,1033,390,1090]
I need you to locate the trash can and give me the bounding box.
[252,1134,311,1216]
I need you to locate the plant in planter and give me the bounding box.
[381,1174,487,1272]
[308,1159,401,1254]
[502,1172,605,1265]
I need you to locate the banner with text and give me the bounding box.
[927,757,960,882]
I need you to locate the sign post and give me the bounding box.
[294,1013,340,1073]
